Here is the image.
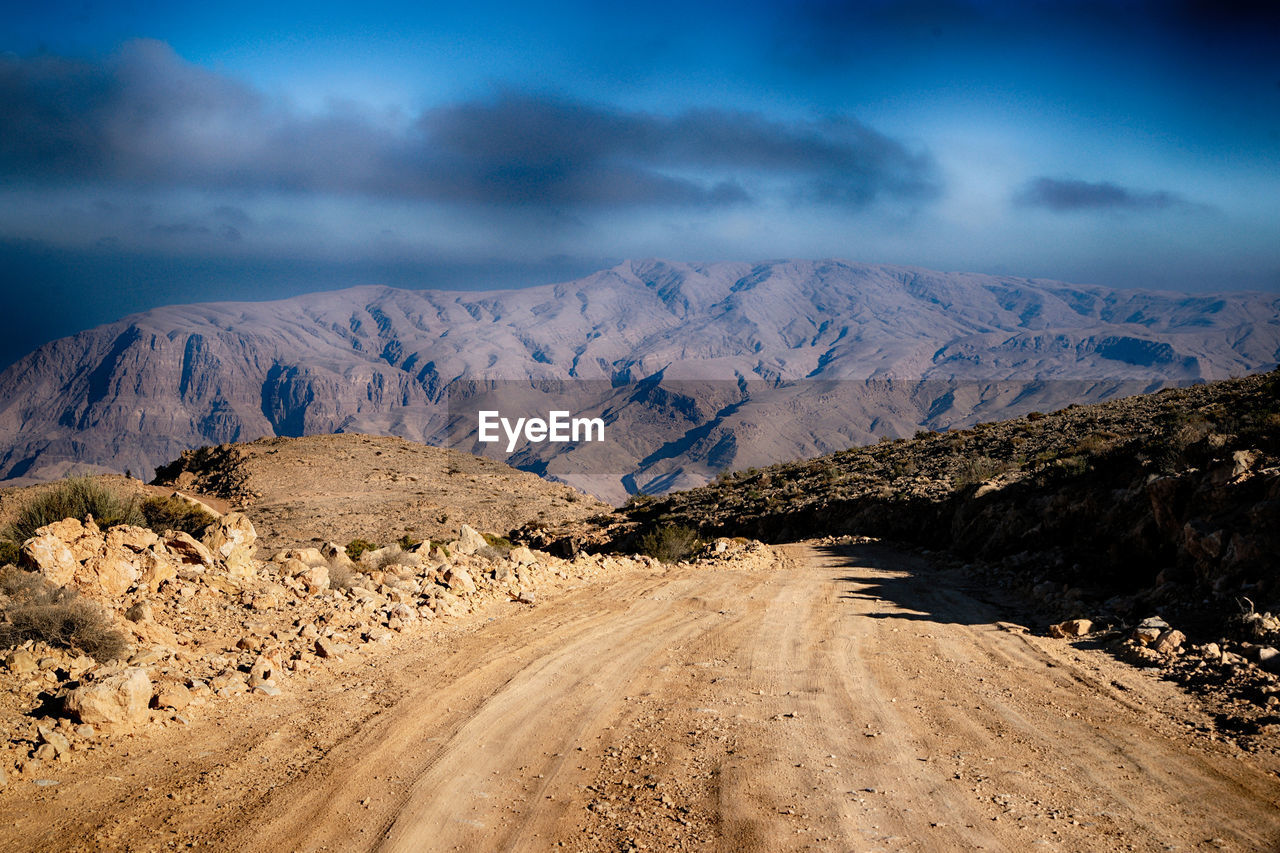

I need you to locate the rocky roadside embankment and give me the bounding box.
[596,370,1280,746]
[0,504,769,790]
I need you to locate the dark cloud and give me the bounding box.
[1013,177,1193,212]
[0,41,940,211]
[418,94,940,208]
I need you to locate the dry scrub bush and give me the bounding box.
[0,566,128,662]
[639,524,700,563]
[140,495,217,537]
[5,477,143,543]
[326,559,356,590]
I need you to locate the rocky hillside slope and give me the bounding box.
[149,433,610,554]
[0,489,765,790]
[1,259,1276,501]
[613,369,1280,627]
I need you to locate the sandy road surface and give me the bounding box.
[6,542,1280,852]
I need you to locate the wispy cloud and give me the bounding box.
[0,40,941,211]
[1013,177,1195,213]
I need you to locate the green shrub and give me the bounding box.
[481,532,513,553]
[0,567,129,662]
[396,534,422,549]
[4,477,143,543]
[0,539,18,567]
[639,524,700,563]
[140,495,217,537]
[346,538,377,560]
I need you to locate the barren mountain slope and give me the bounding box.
[150,433,610,553]
[1,259,1276,500]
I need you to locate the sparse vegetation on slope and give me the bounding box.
[3,477,144,543]
[0,566,128,662]
[139,495,217,537]
[638,524,700,564]
[614,369,1280,626]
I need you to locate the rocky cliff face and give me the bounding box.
[1,259,1277,501]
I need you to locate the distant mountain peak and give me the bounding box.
[0,259,1276,502]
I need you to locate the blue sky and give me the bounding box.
[1,0,1277,368]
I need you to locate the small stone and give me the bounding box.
[444,566,476,593]
[1132,627,1163,646]
[315,636,342,659]
[5,649,38,675]
[124,602,153,623]
[247,655,279,688]
[153,682,192,711]
[37,726,71,757]
[1048,619,1092,639]
[1152,629,1186,656]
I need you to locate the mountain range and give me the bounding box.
[1,259,1277,503]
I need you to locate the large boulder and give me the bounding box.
[64,668,152,726]
[105,525,160,552]
[508,545,538,565]
[79,544,140,597]
[202,512,258,578]
[455,524,488,555]
[35,517,105,561]
[164,531,216,567]
[299,564,330,595]
[443,566,476,593]
[21,534,78,586]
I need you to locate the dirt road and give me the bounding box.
[7,542,1280,852]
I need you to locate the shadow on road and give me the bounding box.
[815,541,1039,628]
